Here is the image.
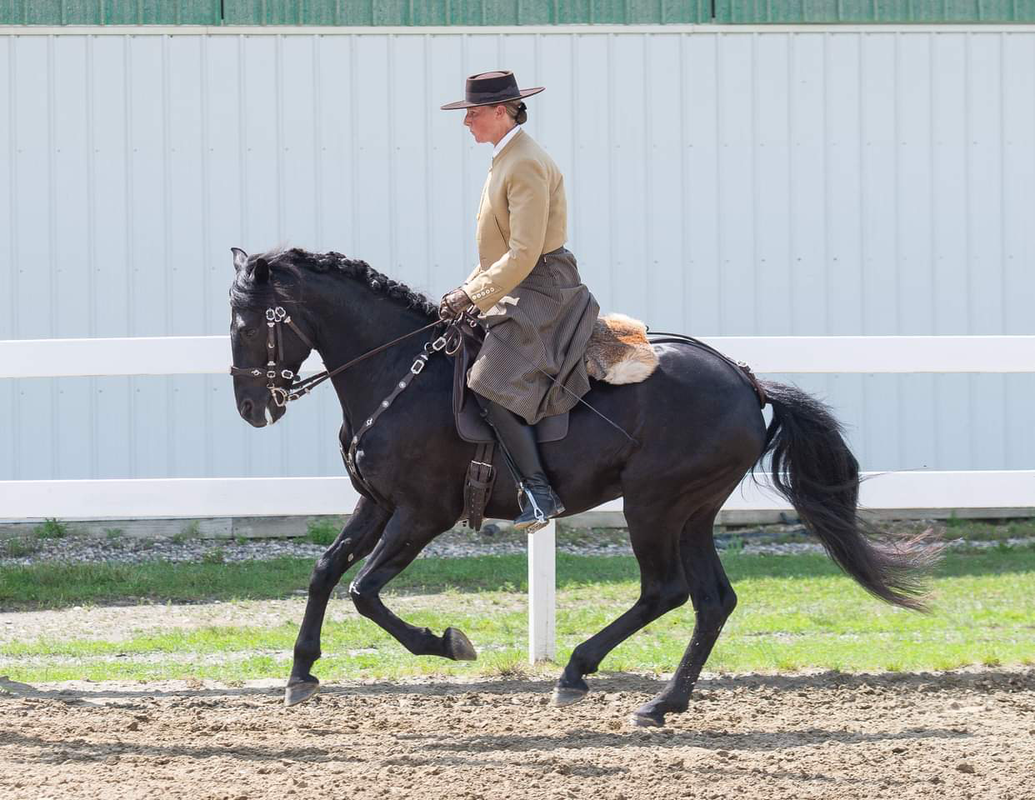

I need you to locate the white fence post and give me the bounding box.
[527,520,557,663]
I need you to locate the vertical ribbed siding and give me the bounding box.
[1,36,17,481]
[1,29,1033,481]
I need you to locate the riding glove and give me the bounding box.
[439,287,473,320]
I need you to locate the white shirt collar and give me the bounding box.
[492,125,521,159]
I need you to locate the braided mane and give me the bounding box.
[231,247,438,319]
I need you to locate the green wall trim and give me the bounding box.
[0,1,221,25]
[716,1,1028,23]
[218,1,710,26]
[1,1,1032,25]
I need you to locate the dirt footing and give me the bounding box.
[1,668,1032,800]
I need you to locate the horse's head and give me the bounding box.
[229,247,314,427]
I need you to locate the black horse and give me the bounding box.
[229,247,935,727]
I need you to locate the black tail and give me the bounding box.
[758,381,939,611]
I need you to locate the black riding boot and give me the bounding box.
[476,396,565,531]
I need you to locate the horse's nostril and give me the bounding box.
[240,398,253,416]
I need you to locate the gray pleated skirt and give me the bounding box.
[468,248,600,425]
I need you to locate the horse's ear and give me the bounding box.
[231,247,249,272]
[253,257,270,284]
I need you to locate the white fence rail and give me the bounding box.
[2,334,1034,662]
[2,335,1034,379]
[2,470,1033,521]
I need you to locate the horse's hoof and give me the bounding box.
[552,686,588,707]
[284,678,320,707]
[629,705,666,727]
[443,627,477,661]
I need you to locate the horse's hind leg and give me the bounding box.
[286,496,391,707]
[631,509,736,727]
[553,503,690,706]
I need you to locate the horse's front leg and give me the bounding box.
[285,496,391,706]
[348,510,476,661]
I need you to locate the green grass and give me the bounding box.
[1,550,1033,684]
[33,518,69,540]
[0,553,533,610]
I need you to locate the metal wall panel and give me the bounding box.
[2,28,1034,483]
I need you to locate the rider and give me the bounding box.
[439,71,600,531]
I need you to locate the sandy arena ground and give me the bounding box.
[1,668,1032,800]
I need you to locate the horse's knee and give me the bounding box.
[308,557,340,596]
[695,586,736,631]
[663,585,691,613]
[720,584,738,617]
[642,584,690,617]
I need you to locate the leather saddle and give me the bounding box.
[452,323,569,444]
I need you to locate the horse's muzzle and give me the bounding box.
[238,394,286,428]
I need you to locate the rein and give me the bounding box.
[287,318,448,402]
[229,304,447,408]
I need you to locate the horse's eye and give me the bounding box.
[243,327,259,339]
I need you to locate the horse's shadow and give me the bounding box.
[0,720,969,772]
[406,724,969,755]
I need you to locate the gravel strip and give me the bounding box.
[0,533,635,567]
[1,527,1032,568]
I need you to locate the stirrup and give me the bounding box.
[514,483,564,534]
[523,485,547,522]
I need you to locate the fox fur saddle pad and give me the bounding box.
[584,313,660,385]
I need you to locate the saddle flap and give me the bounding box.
[452,327,568,444]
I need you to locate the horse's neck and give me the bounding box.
[309,290,437,426]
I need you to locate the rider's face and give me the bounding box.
[464,104,507,145]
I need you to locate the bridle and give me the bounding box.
[229,303,456,408]
[229,306,318,408]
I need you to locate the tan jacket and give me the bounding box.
[461,128,567,313]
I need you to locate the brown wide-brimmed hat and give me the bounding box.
[440,70,545,110]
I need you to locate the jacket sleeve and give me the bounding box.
[461,157,550,313]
